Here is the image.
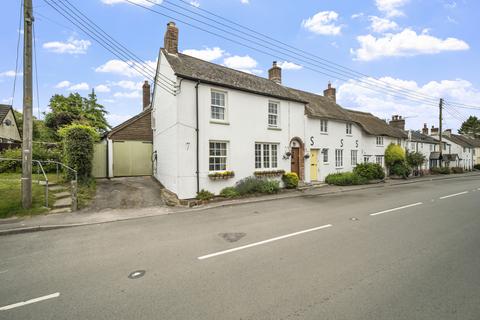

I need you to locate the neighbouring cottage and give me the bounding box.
[151,22,408,199]
[0,104,21,146]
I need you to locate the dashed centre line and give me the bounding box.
[439,191,469,200]
[198,224,332,260]
[369,202,423,217]
[0,293,60,311]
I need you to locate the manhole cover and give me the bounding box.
[350,217,359,221]
[219,232,246,243]
[128,270,146,279]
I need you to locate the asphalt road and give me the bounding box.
[1,176,479,319]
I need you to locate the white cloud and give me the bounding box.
[351,12,364,19]
[95,84,111,93]
[277,61,302,70]
[190,0,200,7]
[101,0,162,6]
[43,37,91,54]
[223,55,261,74]
[352,28,469,61]
[1,97,13,104]
[375,0,410,17]
[444,1,457,9]
[369,16,398,33]
[55,80,72,88]
[240,0,249,4]
[106,113,133,126]
[112,80,143,90]
[102,99,115,103]
[337,77,480,131]
[113,91,141,98]
[301,11,343,36]
[182,47,224,62]
[68,82,90,91]
[95,59,156,78]
[0,70,22,77]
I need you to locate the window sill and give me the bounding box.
[346,134,353,137]
[267,126,282,131]
[320,132,328,135]
[323,162,330,165]
[210,120,230,125]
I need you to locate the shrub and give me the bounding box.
[385,143,406,168]
[0,143,61,173]
[390,162,412,179]
[353,163,385,180]
[451,167,464,174]
[282,172,299,189]
[325,172,368,186]
[257,180,280,194]
[406,151,426,168]
[474,164,480,170]
[431,166,451,175]
[220,187,239,198]
[59,124,99,182]
[196,189,214,201]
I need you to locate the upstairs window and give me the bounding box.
[376,136,384,146]
[346,123,352,135]
[209,141,227,171]
[211,91,226,121]
[268,101,279,127]
[320,119,328,133]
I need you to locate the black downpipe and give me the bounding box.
[195,81,200,194]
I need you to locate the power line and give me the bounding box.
[11,0,23,106]
[43,0,177,95]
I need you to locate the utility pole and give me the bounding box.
[22,0,33,208]
[438,98,444,168]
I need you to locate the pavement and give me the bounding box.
[0,174,479,319]
[0,172,478,235]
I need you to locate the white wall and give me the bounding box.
[405,139,438,170]
[431,134,473,169]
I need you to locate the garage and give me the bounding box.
[112,140,152,176]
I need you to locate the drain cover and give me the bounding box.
[219,232,246,243]
[350,217,359,221]
[128,270,146,279]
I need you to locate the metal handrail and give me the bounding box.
[0,157,49,207]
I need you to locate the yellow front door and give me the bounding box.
[310,149,319,181]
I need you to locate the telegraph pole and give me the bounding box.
[22,0,34,208]
[438,98,444,168]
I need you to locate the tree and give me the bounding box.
[44,91,110,138]
[14,109,54,141]
[384,143,406,168]
[406,151,426,176]
[458,116,480,138]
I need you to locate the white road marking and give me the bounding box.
[439,191,469,200]
[198,224,333,260]
[0,293,60,311]
[0,270,7,274]
[370,202,423,217]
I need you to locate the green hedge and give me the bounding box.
[0,144,61,173]
[325,172,368,186]
[353,163,385,180]
[390,162,412,178]
[431,167,451,174]
[235,176,279,195]
[196,189,214,200]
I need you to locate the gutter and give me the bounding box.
[195,81,200,194]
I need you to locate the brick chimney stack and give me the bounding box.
[431,125,439,135]
[422,123,428,135]
[323,82,336,103]
[142,80,151,110]
[268,61,282,84]
[444,129,452,136]
[389,115,405,131]
[164,21,179,54]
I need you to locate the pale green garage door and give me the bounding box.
[113,141,153,177]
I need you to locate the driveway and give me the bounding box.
[85,176,165,211]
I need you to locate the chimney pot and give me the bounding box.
[142,80,151,110]
[323,82,336,103]
[268,61,282,84]
[164,21,179,54]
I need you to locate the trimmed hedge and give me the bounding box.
[282,172,299,189]
[325,172,368,186]
[353,163,385,180]
[0,143,61,173]
[431,167,451,175]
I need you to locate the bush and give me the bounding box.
[0,143,62,173]
[325,172,368,186]
[353,163,385,180]
[451,167,464,174]
[59,124,98,182]
[385,143,406,168]
[431,166,451,175]
[219,187,239,198]
[196,189,214,201]
[257,180,280,194]
[282,172,299,189]
[474,164,480,170]
[390,162,412,179]
[406,151,426,168]
[234,176,280,195]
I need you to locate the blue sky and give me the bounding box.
[1,0,479,130]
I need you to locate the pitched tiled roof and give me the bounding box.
[106,107,151,139]
[0,104,11,123]
[454,134,480,147]
[344,109,408,138]
[443,133,475,147]
[409,130,439,144]
[162,49,306,104]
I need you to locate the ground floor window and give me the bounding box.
[209,141,227,171]
[375,155,384,167]
[351,150,358,166]
[255,143,278,169]
[322,148,329,163]
[335,149,343,168]
[364,156,370,163]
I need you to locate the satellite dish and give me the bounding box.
[4,119,12,126]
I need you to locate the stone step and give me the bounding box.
[50,208,72,214]
[53,191,71,199]
[53,197,72,209]
[49,185,67,192]
[40,181,57,186]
